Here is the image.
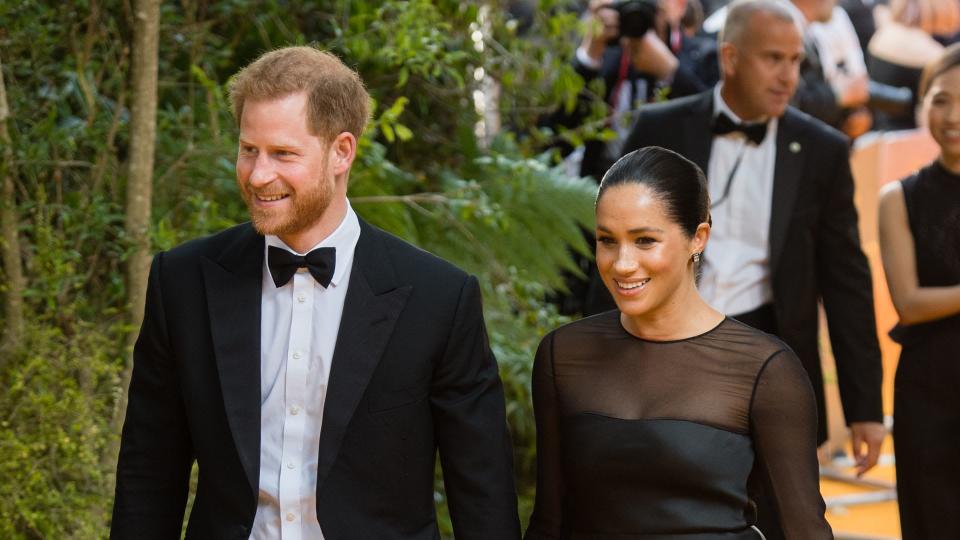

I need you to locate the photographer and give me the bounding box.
[558,0,716,180]
[569,0,677,179]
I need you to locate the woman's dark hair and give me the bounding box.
[919,42,960,100]
[597,146,711,237]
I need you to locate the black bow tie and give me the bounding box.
[712,112,768,145]
[267,245,336,288]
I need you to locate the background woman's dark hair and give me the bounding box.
[597,146,711,237]
[919,42,960,100]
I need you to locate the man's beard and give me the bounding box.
[240,173,334,239]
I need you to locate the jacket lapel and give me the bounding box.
[314,220,411,492]
[201,225,264,497]
[769,109,805,276]
[682,92,714,172]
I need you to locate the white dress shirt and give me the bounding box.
[809,7,868,93]
[699,84,778,316]
[249,203,361,540]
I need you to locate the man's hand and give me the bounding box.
[849,421,887,477]
[841,107,872,139]
[626,29,678,81]
[590,0,620,34]
[583,0,620,62]
[835,75,870,108]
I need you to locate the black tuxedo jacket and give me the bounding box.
[111,219,521,539]
[618,91,883,443]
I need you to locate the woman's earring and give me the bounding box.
[692,252,701,264]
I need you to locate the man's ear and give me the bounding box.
[718,42,738,80]
[330,132,357,175]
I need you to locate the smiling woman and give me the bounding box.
[524,146,833,539]
[877,43,960,539]
[594,147,713,339]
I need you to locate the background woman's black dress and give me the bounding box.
[891,161,960,539]
[524,314,832,539]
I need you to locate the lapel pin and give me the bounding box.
[789,141,801,153]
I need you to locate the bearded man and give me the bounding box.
[111,46,521,540]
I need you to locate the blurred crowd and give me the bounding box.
[543,0,960,181]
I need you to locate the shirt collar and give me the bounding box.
[264,201,361,288]
[711,83,779,137]
[713,83,745,123]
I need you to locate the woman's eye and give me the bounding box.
[636,237,656,246]
[597,236,616,245]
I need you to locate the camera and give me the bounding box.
[602,0,658,38]
[867,80,913,116]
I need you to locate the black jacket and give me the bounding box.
[111,218,521,539]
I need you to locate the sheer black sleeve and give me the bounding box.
[750,350,833,539]
[525,332,565,539]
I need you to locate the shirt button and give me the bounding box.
[287,462,295,469]
[297,294,306,303]
[292,351,301,360]
[286,512,295,522]
[290,406,300,415]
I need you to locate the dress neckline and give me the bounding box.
[932,159,960,182]
[616,314,729,344]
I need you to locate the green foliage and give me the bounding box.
[0,318,123,539]
[0,0,602,537]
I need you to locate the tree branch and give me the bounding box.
[106,0,160,491]
[350,192,451,204]
[0,53,26,358]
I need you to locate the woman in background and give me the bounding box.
[868,0,960,130]
[524,147,831,539]
[878,43,960,539]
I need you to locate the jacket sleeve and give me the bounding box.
[431,275,521,540]
[111,253,193,539]
[815,138,884,425]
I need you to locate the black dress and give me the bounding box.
[524,313,832,539]
[891,161,960,539]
